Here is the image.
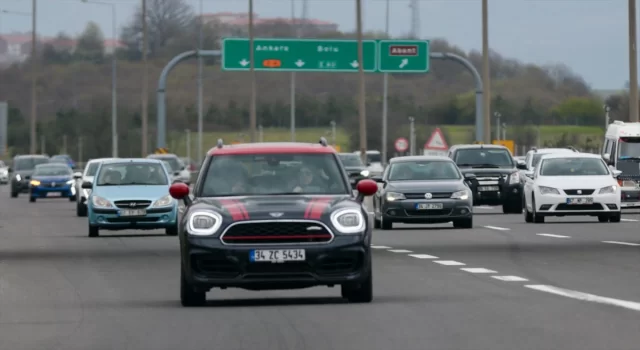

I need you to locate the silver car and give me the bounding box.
[0,160,8,184]
[75,158,117,217]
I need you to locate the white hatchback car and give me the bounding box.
[523,153,622,223]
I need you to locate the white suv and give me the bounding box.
[146,154,191,184]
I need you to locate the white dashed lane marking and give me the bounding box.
[370,245,391,249]
[434,260,466,266]
[602,241,640,246]
[491,276,529,282]
[408,254,439,259]
[388,249,413,253]
[461,268,497,274]
[537,233,571,239]
[484,226,510,231]
[621,218,638,222]
[526,285,640,312]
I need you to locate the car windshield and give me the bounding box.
[33,165,72,176]
[532,152,572,168]
[201,153,349,196]
[96,162,168,186]
[85,162,100,176]
[49,158,67,164]
[162,161,174,172]
[339,154,364,167]
[618,137,640,159]
[454,148,514,167]
[366,153,381,163]
[149,156,181,171]
[540,158,609,176]
[14,157,49,171]
[388,161,461,181]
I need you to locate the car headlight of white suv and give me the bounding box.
[598,185,618,194]
[538,186,560,195]
[330,208,365,234]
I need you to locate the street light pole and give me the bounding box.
[629,0,638,122]
[248,0,257,142]
[356,0,367,164]
[481,0,491,143]
[604,104,611,128]
[30,0,37,154]
[290,0,297,142]
[141,0,148,155]
[197,0,203,160]
[381,0,390,165]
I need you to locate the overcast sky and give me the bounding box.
[0,0,631,89]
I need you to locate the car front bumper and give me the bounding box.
[0,173,8,183]
[89,205,178,230]
[12,179,30,193]
[468,182,522,205]
[533,192,620,216]
[30,184,75,198]
[182,235,371,291]
[620,186,640,208]
[382,198,472,223]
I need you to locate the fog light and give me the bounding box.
[161,215,168,221]
[389,210,396,216]
[460,209,467,214]
[512,188,518,193]
[97,216,105,222]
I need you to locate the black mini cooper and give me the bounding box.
[169,138,378,307]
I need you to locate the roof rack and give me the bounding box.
[216,139,224,149]
[567,146,578,152]
[319,137,328,147]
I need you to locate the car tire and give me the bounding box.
[69,195,76,202]
[180,264,206,307]
[88,225,99,238]
[453,217,473,228]
[76,202,87,217]
[609,213,621,223]
[380,215,392,230]
[165,224,178,236]
[523,196,533,223]
[29,196,36,203]
[598,215,609,223]
[532,196,544,223]
[10,190,17,198]
[373,216,381,229]
[341,259,373,303]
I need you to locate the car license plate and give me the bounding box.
[566,197,594,205]
[416,203,444,210]
[250,249,306,263]
[45,192,60,197]
[478,186,499,191]
[118,209,147,217]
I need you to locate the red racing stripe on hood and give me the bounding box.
[304,198,317,219]
[307,197,332,220]
[218,199,245,221]
[232,199,250,219]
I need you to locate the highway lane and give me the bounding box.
[1,188,639,350]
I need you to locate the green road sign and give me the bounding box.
[222,38,377,72]
[378,40,430,73]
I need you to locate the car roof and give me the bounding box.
[389,155,453,163]
[450,144,508,150]
[539,153,600,160]
[14,154,48,159]
[147,153,178,158]
[209,142,336,156]
[100,158,163,165]
[529,148,575,154]
[339,153,358,156]
[87,158,118,164]
[36,163,68,167]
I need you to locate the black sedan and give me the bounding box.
[338,152,370,188]
[372,156,473,229]
[169,140,378,307]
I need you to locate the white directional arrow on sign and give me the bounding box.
[295,59,305,67]
[239,59,249,67]
[350,60,359,68]
[399,58,409,68]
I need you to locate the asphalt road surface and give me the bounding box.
[2,186,640,350]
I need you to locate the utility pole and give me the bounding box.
[381,0,390,165]
[110,2,117,157]
[258,125,264,142]
[290,0,298,142]
[494,111,501,141]
[604,105,611,128]
[141,0,149,155]
[62,134,68,154]
[501,123,506,140]
[185,129,191,160]
[197,0,204,160]
[408,117,415,156]
[78,136,83,164]
[248,0,257,142]
[481,0,491,143]
[40,135,45,155]
[356,0,367,164]
[29,0,37,154]
[330,121,336,146]
[629,0,638,122]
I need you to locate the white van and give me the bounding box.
[602,120,640,208]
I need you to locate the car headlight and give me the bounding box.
[66,180,74,185]
[0,169,7,175]
[360,170,370,177]
[509,172,520,184]
[386,191,405,201]
[15,174,21,181]
[188,211,223,236]
[330,208,365,234]
[151,194,174,207]
[91,195,113,208]
[598,185,618,194]
[30,180,40,186]
[451,190,469,200]
[538,186,560,195]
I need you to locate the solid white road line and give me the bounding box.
[460,268,497,274]
[484,226,510,231]
[491,276,529,282]
[388,249,413,253]
[474,206,495,210]
[525,284,640,312]
[621,218,638,222]
[602,241,640,246]
[370,245,391,249]
[537,233,571,239]
[434,260,466,266]
[408,254,439,259]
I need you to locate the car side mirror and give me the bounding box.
[516,161,527,170]
[73,172,82,179]
[7,167,11,172]
[169,182,192,205]
[612,169,623,178]
[355,179,378,202]
[81,181,93,189]
[524,171,534,179]
[603,153,613,165]
[463,173,476,180]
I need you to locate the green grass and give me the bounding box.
[166,125,605,157]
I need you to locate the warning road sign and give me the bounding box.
[424,128,448,150]
[395,137,409,152]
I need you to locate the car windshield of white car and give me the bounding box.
[200,153,350,196]
[455,149,514,168]
[339,154,365,167]
[388,161,461,181]
[96,163,168,186]
[540,158,609,176]
[85,163,100,176]
[33,165,72,177]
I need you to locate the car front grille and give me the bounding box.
[404,192,452,199]
[563,189,595,195]
[555,204,603,211]
[114,200,152,209]
[220,221,334,245]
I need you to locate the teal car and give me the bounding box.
[82,158,179,237]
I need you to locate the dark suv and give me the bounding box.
[448,144,526,213]
[10,154,50,198]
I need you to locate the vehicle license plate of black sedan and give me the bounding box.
[250,249,306,263]
[118,209,147,217]
[478,186,499,191]
[566,197,594,205]
[416,203,443,210]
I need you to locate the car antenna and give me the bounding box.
[217,139,224,148]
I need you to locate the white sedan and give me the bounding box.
[523,153,622,223]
